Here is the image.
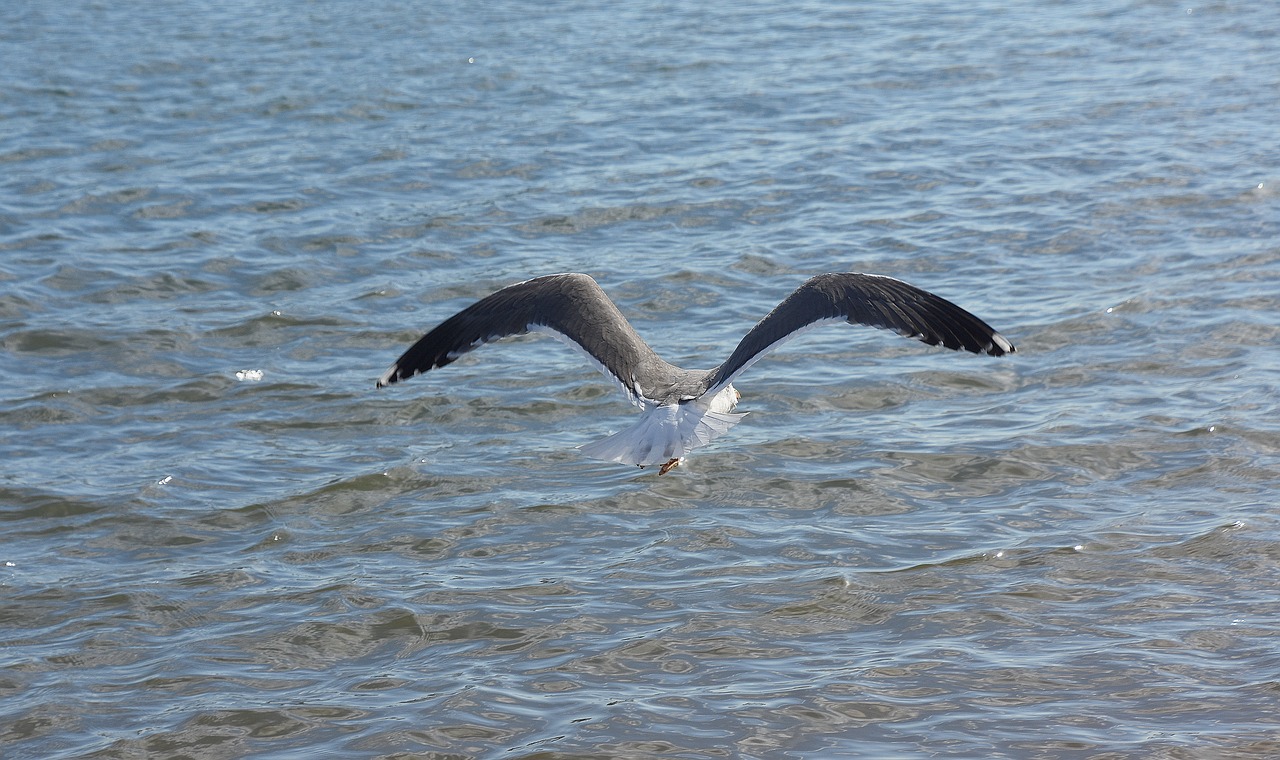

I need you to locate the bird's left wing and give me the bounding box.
[377,273,676,406]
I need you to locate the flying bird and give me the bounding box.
[378,272,1014,474]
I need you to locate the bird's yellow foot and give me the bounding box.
[659,457,681,475]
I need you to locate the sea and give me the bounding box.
[3,1,1279,758]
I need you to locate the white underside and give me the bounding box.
[578,386,745,467]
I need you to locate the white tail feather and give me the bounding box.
[579,404,747,466]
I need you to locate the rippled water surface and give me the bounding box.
[4,1,1280,758]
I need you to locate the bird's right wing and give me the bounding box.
[704,273,1014,394]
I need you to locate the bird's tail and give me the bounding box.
[579,404,747,467]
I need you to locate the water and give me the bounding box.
[3,1,1279,757]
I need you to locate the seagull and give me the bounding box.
[378,272,1014,474]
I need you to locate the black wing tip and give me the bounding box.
[987,331,1015,357]
[937,332,1015,357]
[898,318,1014,357]
[376,363,412,388]
[921,336,1010,357]
[377,349,462,387]
[875,275,1015,358]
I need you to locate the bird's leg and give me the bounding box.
[659,457,682,475]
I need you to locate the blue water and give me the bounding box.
[4,1,1279,757]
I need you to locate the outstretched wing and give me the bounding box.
[376,273,677,406]
[704,273,1014,393]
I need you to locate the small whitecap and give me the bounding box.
[4,561,15,567]
[236,369,264,382]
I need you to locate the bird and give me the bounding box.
[377,272,1014,474]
